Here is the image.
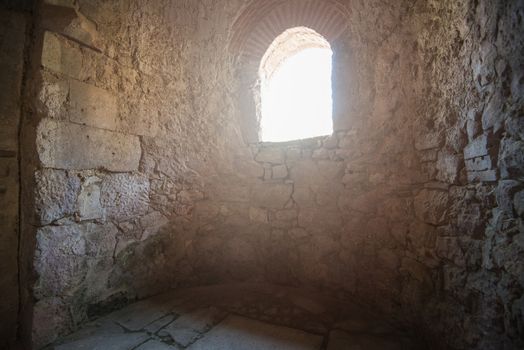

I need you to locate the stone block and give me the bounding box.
[286,147,302,161]
[69,80,118,131]
[233,158,264,179]
[467,170,498,183]
[290,160,321,185]
[496,180,522,215]
[464,134,489,160]
[323,135,339,149]
[482,92,504,132]
[255,147,285,164]
[37,118,141,172]
[499,138,524,179]
[41,31,83,79]
[37,77,69,119]
[251,183,293,209]
[414,189,449,225]
[436,152,460,183]
[415,131,441,150]
[100,173,150,222]
[420,149,438,162]
[77,176,103,221]
[35,169,80,225]
[249,207,268,223]
[41,4,98,49]
[34,223,118,298]
[465,156,492,172]
[272,164,288,179]
[121,101,161,137]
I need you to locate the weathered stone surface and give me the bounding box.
[35,169,81,225]
[464,134,490,160]
[436,152,460,183]
[251,183,293,209]
[482,92,504,132]
[140,211,168,241]
[272,164,288,179]
[34,223,118,298]
[255,147,285,164]
[499,138,524,179]
[37,77,69,119]
[188,315,323,350]
[22,1,524,349]
[69,80,119,131]
[414,190,449,225]
[100,173,150,222]
[415,132,441,151]
[249,207,268,223]
[467,169,497,183]
[37,119,141,172]
[77,176,103,221]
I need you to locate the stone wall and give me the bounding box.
[409,0,524,348]
[0,4,30,348]
[24,0,243,347]
[20,0,523,349]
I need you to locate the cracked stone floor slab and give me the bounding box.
[46,283,425,349]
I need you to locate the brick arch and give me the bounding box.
[230,0,350,62]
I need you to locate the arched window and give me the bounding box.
[259,27,333,143]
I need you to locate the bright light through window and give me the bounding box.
[260,46,333,142]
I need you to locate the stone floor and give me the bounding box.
[46,283,425,350]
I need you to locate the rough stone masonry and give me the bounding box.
[0,0,521,349]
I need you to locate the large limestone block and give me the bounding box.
[251,182,293,209]
[69,80,119,131]
[35,169,81,225]
[37,118,141,172]
[41,31,83,79]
